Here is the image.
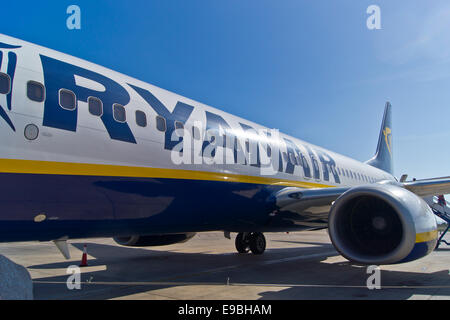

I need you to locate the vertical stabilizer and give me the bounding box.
[365,102,393,174]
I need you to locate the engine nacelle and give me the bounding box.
[328,182,438,265]
[113,233,196,247]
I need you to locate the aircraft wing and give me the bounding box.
[274,177,450,213]
[403,176,450,197]
[272,186,349,214]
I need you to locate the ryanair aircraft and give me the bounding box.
[0,34,447,265]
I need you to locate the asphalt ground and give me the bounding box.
[0,229,449,300]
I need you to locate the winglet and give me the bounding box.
[365,102,393,174]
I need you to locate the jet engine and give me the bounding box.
[328,182,438,265]
[113,233,196,247]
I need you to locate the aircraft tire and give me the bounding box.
[235,233,250,253]
[249,232,266,255]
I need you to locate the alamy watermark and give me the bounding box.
[66,5,81,30]
[366,265,381,290]
[366,5,381,30]
[66,265,81,290]
[169,122,282,176]
[64,5,380,31]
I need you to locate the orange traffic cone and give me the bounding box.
[79,244,88,267]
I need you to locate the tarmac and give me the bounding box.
[0,229,448,300]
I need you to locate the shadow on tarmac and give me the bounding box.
[27,240,450,300]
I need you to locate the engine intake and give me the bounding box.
[328,183,437,265]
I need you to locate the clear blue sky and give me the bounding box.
[2,1,450,180]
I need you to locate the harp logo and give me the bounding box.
[0,42,21,132]
[383,127,392,155]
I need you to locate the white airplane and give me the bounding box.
[0,33,448,265]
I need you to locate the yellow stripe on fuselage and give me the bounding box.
[415,230,438,243]
[0,158,335,189]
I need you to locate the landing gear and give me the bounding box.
[235,232,266,255]
[235,233,250,253]
[249,232,266,255]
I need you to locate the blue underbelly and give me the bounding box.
[0,171,333,241]
[0,172,300,241]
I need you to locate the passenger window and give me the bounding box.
[156,116,166,132]
[113,104,126,122]
[88,97,103,116]
[174,121,184,136]
[300,154,308,168]
[0,72,11,94]
[289,153,296,165]
[27,81,45,102]
[192,126,201,140]
[175,121,184,130]
[267,145,272,158]
[59,89,76,110]
[135,110,147,127]
[331,166,337,176]
[312,157,319,171]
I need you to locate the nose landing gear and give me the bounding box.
[235,232,266,255]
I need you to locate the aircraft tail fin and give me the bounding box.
[365,102,393,174]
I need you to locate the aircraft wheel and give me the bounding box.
[249,232,266,255]
[235,232,250,253]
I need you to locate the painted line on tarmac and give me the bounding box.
[32,280,450,290]
[261,251,337,265]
